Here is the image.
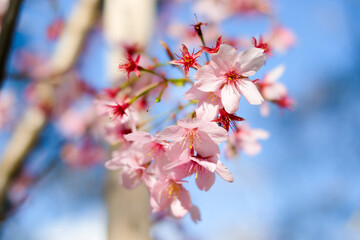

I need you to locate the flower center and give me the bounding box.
[166,181,181,199]
[184,128,200,149]
[207,92,217,102]
[225,70,240,83]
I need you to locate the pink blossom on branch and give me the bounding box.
[194,44,266,114]
[164,153,234,192]
[118,53,141,80]
[150,177,193,219]
[201,35,223,54]
[156,118,228,161]
[226,123,269,158]
[184,86,222,121]
[169,44,202,77]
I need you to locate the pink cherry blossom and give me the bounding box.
[95,98,138,128]
[252,36,272,56]
[259,64,287,101]
[274,94,295,111]
[213,108,245,132]
[61,139,105,168]
[164,153,234,191]
[150,177,192,219]
[268,26,296,54]
[226,123,269,158]
[106,149,152,189]
[184,86,222,121]
[118,53,141,80]
[157,118,228,160]
[57,106,95,138]
[124,131,168,176]
[202,35,223,54]
[170,44,202,77]
[194,44,265,114]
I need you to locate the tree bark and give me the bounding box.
[0,0,23,88]
[103,0,156,239]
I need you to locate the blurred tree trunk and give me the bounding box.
[103,0,156,239]
[0,0,23,88]
[0,0,101,221]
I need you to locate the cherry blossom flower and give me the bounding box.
[118,53,141,80]
[150,177,192,219]
[102,121,132,144]
[106,149,152,189]
[170,44,202,77]
[57,106,95,138]
[252,36,272,56]
[258,65,295,115]
[202,35,223,54]
[194,44,266,114]
[124,131,168,175]
[184,86,222,121]
[258,65,287,101]
[226,123,269,158]
[102,87,121,99]
[61,139,105,168]
[274,94,295,111]
[96,99,130,122]
[268,26,296,54]
[213,108,245,131]
[157,118,228,160]
[164,153,234,191]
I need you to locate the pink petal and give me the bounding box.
[124,131,152,143]
[243,142,261,156]
[262,83,287,100]
[183,86,204,101]
[260,102,270,117]
[194,65,223,92]
[196,131,220,157]
[210,44,238,73]
[200,122,228,144]
[152,180,172,209]
[170,199,188,218]
[236,47,266,77]
[167,141,190,162]
[189,205,201,223]
[163,156,190,170]
[264,64,285,83]
[177,118,202,129]
[157,125,183,141]
[215,160,234,182]
[196,170,215,191]
[119,168,141,189]
[221,83,241,114]
[105,160,122,170]
[195,100,220,121]
[190,157,217,172]
[178,186,192,210]
[237,79,264,105]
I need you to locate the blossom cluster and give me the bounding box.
[95,21,294,221]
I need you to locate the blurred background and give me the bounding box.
[0,0,360,239]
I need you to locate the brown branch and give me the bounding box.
[0,0,101,221]
[0,0,23,88]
